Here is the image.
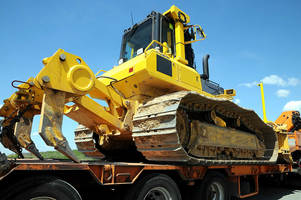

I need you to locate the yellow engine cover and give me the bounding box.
[100,50,232,102]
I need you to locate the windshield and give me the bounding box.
[120,18,152,62]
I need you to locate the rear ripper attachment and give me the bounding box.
[0,49,132,163]
[0,87,79,162]
[0,49,117,163]
[132,91,279,165]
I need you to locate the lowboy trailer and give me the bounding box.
[0,158,296,200]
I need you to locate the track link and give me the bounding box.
[74,125,105,159]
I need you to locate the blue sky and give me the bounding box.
[1,0,301,155]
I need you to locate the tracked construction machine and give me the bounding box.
[0,5,279,165]
[274,111,301,165]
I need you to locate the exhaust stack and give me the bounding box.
[201,54,210,80]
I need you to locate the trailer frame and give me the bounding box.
[0,159,293,199]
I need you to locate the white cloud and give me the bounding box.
[288,78,300,86]
[261,75,286,86]
[276,89,290,98]
[240,75,300,88]
[283,101,301,112]
[239,81,258,88]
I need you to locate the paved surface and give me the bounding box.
[245,186,301,200]
[245,173,301,200]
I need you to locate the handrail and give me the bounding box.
[95,69,107,76]
[144,40,171,54]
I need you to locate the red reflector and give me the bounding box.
[129,67,134,73]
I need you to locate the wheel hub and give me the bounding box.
[208,181,225,200]
[30,197,56,200]
[144,186,172,200]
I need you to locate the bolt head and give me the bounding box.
[42,76,50,83]
[59,54,66,61]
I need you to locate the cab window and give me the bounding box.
[161,18,175,55]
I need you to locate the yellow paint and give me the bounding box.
[174,21,188,64]
[35,49,93,95]
[163,5,190,23]
[74,96,124,132]
[163,6,191,64]
[258,82,268,123]
[95,69,107,76]
[67,64,96,92]
[258,84,293,163]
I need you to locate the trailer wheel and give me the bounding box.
[5,176,82,200]
[193,172,229,200]
[124,173,181,200]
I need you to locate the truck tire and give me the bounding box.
[192,172,229,200]
[124,173,181,200]
[4,176,82,200]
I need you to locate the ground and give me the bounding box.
[245,173,301,200]
[245,186,301,200]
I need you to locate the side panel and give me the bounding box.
[107,51,210,101]
[157,55,172,76]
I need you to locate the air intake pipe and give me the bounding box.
[201,54,210,80]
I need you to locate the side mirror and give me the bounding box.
[196,26,206,39]
[184,25,207,45]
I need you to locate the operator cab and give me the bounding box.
[118,10,225,96]
[119,11,175,64]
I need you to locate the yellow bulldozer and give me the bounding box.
[0,5,279,165]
